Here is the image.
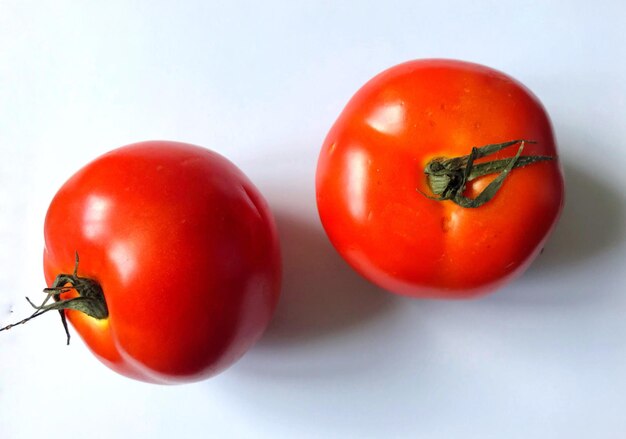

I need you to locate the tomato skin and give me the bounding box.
[316,59,564,298]
[43,141,281,383]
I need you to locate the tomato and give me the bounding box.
[316,59,564,298]
[42,141,281,383]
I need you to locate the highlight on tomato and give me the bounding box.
[2,141,281,384]
[316,59,564,298]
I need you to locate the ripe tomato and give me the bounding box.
[316,59,564,298]
[42,141,281,383]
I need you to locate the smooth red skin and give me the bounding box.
[44,141,281,383]
[316,59,564,298]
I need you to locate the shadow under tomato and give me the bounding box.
[490,159,625,306]
[537,161,624,269]
[255,210,397,348]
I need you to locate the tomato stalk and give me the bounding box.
[423,139,554,208]
[0,253,108,344]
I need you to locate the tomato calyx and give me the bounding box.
[0,253,108,345]
[423,139,554,208]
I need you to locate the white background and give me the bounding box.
[1,1,625,438]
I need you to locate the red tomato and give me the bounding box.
[42,141,281,383]
[316,59,564,298]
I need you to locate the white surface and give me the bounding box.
[1,1,626,438]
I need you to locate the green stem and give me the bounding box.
[0,253,108,345]
[423,139,554,208]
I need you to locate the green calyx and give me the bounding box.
[423,139,554,208]
[0,253,108,345]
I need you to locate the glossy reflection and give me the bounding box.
[83,194,111,240]
[345,149,369,221]
[365,100,405,136]
[109,240,137,284]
